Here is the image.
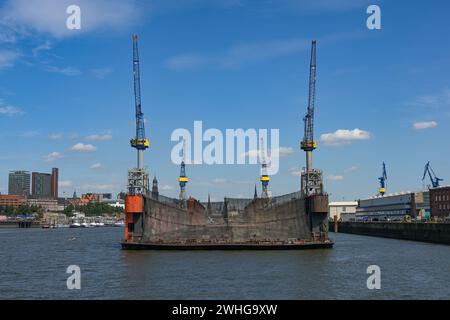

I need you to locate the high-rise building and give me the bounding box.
[51,168,58,199]
[32,172,52,198]
[8,171,31,196]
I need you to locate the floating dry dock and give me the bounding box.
[121,191,333,250]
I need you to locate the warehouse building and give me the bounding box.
[356,191,429,221]
[328,201,358,221]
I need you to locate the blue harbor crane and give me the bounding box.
[127,34,150,196]
[378,162,387,196]
[300,40,317,166]
[300,40,323,196]
[422,161,443,188]
[130,34,149,169]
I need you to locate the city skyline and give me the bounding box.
[1,0,449,201]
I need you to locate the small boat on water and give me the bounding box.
[80,222,89,228]
[41,224,50,229]
[114,220,125,227]
[70,222,81,228]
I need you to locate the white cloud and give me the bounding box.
[413,121,437,130]
[59,180,73,187]
[90,67,113,79]
[345,166,358,172]
[242,147,294,158]
[86,133,112,141]
[320,128,372,146]
[71,143,97,152]
[19,130,40,137]
[48,133,63,140]
[43,151,63,162]
[408,89,450,108]
[90,163,102,169]
[0,105,23,115]
[32,40,52,57]
[0,50,20,69]
[160,185,174,191]
[0,0,141,38]
[90,162,102,169]
[326,174,344,181]
[166,38,310,70]
[213,178,227,184]
[277,0,373,12]
[44,65,81,76]
[289,167,303,177]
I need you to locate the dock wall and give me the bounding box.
[330,221,450,245]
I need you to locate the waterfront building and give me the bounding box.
[8,171,30,196]
[429,186,450,218]
[26,198,59,211]
[356,191,430,221]
[105,199,125,209]
[328,201,358,221]
[0,195,26,207]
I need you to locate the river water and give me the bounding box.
[0,227,449,299]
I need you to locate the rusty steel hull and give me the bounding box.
[123,192,331,250]
[121,241,334,250]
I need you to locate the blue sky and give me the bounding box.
[0,0,449,201]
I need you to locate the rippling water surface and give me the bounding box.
[0,228,449,299]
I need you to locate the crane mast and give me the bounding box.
[300,40,323,196]
[259,137,270,198]
[128,34,149,195]
[378,162,387,196]
[179,139,189,203]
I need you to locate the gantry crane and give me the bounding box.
[259,137,270,198]
[300,40,323,196]
[422,161,443,188]
[378,162,387,196]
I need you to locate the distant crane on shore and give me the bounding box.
[422,161,443,188]
[259,137,270,198]
[179,139,189,202]
[378,162,387,196]
[128,34,149,195]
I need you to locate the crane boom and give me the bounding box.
[301,40,317,153]
[130,34,149,165]
[422,161,443,188]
